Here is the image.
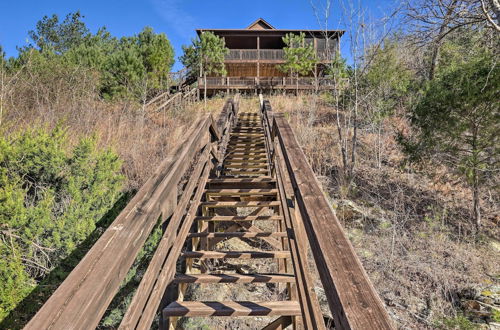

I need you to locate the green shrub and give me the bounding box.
[434,314,477,330]
[0,126,124,322]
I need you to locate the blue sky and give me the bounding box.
[0,0,398,70]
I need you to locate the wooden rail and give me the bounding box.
[199,77,336,90]
[146,87,198,113]
[25,97,239,330]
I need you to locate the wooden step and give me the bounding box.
[194,215,282,222]
[224,167,269,172]
[207,177,275,189]
[231,133,265,136]
[224,170,269,175]
[227,142,265,146]
[225,154,268,158]
[225,159,268,164]
[173,273,295,284]
[226,146,266,150]
[224,164,268,169]
[188,231,287,238]
[232,130,264,133]
[163,300,301,317]
[205,189,278,196]
[200,201,280,208]
[181,250,291,259]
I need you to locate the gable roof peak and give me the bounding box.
[246,18,275,30]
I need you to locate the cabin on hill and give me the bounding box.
[196,18,344,93]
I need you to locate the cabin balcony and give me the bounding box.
[198,76,337,90]
[225,49,335,62]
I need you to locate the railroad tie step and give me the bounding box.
[181,250,291,259]
[173,273,295,284]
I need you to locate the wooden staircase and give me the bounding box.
[27,98,394,330]
[163,112,301,328]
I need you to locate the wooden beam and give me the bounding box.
[261,316,293,330]
[173,273,295,284]
[181,251,291,259]
[163,301,301,317]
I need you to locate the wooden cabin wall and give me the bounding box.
[259,64,286,77]
[224,63,317,77]
[226,63,257,77]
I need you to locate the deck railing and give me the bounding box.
[225,49,335,61]
[199,76,337,89]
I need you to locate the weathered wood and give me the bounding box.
[181,251,291,259]
[26,114,217,330]
[187,232,288,238]
[130,158,213,329]
[272,112,394,329]
[201,201,280,208]
[261,316,293,330]
[273,135,325,330]
[194,215,282,221]
[205,189,278,195]
[163,301,301,317]
[173,273,295,284]
[120,147,210,328]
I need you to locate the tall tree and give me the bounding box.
[279,32,317,93]
[399,50,499,231]
[180,31,228,107]
[136,27,175,93]
[28,11,89,53]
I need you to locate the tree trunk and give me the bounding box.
[429,0,458,80]
[204,73,207,110]
[473,182,481,232]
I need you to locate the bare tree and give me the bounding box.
[405,0,499,79]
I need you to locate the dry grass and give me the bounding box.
[1,68,228,190]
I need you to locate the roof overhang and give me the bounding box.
[196,29,345,38]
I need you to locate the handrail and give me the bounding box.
[146,86,198,113]
[26,97,239,330]
[260,99,394,330]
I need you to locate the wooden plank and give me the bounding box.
[208,177,275,183]
[187,232,288,238]
[273,113,394,329]
[181,251,291,259]
[224,164,268,169]
[261,316,293,330]
[120,148,210,328]
[163,301,301,317]
[173,273,295,284]
[205,188,278,195]
[201,201,280,208]
[26,115,214,330]
[194,215,282,221]
[129,156,213,329]
[225,159,269,163]
[274,136,325,330]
